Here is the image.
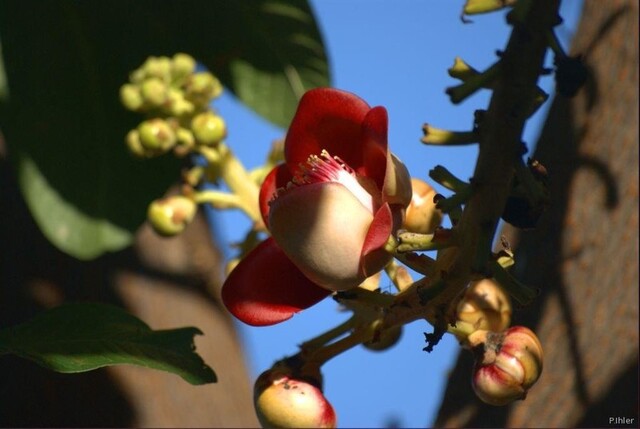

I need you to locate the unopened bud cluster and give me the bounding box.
[122,54,229,236]
[121,53,226,159]
[454,279,543,406]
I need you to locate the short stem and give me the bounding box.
[446,60,501,104]
[197,145,222,164]
[200,143,263,228]
[182,165,206,187]
[490,260,538,305]
[421,125,478,146]
[393,252,436,276]
[448,57,481,82]
[429,165,470,193]
[335,288,395,308]
[435,186,473,213]
[300,316,357,352]
[385,260,414,292]
[193,190,248,211]
[303,326,372,368]
[448,57,547,118]
[396,231,451,253]
[463,0,517,15]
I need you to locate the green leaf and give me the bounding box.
[0,303,217,385]
[0,0,329,260]
[213,0,332,127]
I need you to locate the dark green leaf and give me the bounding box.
[0,303,217,385]
[0,0,329,259]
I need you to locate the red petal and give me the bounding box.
[361,106,390,189]
[284,88,370,173]
[360,202,394,277]
[221,238,331,326]
[259,165,293,228]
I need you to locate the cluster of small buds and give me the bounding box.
[453,278,542,405]
[121,53,226,159]
[121,53,231,236]
[253,366,336,429]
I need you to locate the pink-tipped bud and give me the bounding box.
[403,178,443,234]
[469,326,543,406]
[456,278,512,335]
[254,369,336,428]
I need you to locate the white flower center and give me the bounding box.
[293,149,374,213]
[282,149,375,213]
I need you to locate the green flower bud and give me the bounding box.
[184,72,223,106]
[119,84,143,111]
[125,130,146,158]
[129,68,146,84]
[171,53,196,80]
[137,119,176,152]
[142,56,172,82]
[165,88,194,117]
[147,196,197,236]
[140,77,167,108]
[191,112,226,146]
[176,127,196,148]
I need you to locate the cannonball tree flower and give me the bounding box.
[222,88,412,326]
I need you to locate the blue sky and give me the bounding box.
[210,1,583,427]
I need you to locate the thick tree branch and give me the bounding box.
[384,0,561,330]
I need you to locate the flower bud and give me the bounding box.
[165,88,195,116]
[129,67,146,84]
[469,326,543,406]
[137,119,176,152]
[125,130,146,157]
[176,127,196,148]
[171,53,197,80]
[456,278,511,334]
[184,72,223,106]
[403,178,443,234]
[191,112,226,146]
[142,56,172,82]
[147,196,197,236]
[363,325,403,352]
[119,84,143,111]
[254,368,336,428]
[140,77,167,108]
